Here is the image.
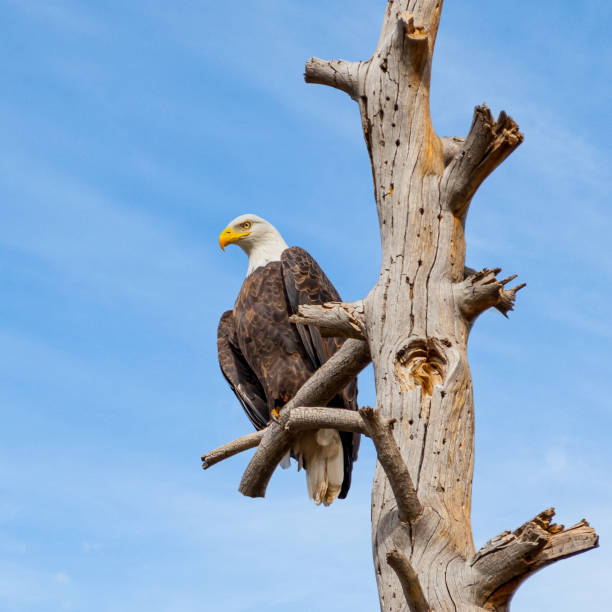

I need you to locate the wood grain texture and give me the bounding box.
[284,406,367,434]
[471,508,598,609]
[455,268,525,320]
[387,549,431,612]
[304,58,360,99]
[201,406,368,468]
[288,300,366,340]
[360,407,422,524]
[303,0,596,609]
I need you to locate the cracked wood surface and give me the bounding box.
[471,508,598,610]
[387,549,431,612]
[303,0,596,610]
[288,300,367,340]
[284,406,367,434]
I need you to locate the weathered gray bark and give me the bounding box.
[202,405,368,469]
[203,1,597,609]
[300,1,597,610]
[289,301,367,340]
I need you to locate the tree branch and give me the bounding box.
[387,549,431,612]
[304,58,361,100]
[288,300,366,340]
[238,339,371,498]
[360,407,423,523]
[201,430,264,470]
[497,281,527,317]
[455,267,525,320]
[441,136,465,166]
[202,407,367,472]
[443,104,523,216]
[472,508,599,607]
[284,406,367,434]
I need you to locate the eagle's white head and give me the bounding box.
[219,214,289,275]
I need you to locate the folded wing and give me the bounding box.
[217,310,269,430]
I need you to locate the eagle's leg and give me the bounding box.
[269,399,285,424]
[270,410,280,423]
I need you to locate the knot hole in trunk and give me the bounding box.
[394,338,449,395]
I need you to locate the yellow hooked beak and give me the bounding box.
[219,226,251,250]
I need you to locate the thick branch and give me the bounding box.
[288,300,366,340]
[444,105,523,216]
[456,267,525,320]
[387,549,431,612]
[202,407,366,472]
[201,430,264,469]
[304,58,360,100]
[360,407,423,523]
[472,508,599,607]
[239,339,371,498]
[441,136,465,166]
[285,406,367,434]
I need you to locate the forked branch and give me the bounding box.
[444,104,523,216]
[472,508,599,607]
[360,407,422,523]
[456,267,526,320]
[202,407,368,470]
[239,339,371,497]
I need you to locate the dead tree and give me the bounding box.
[203,1,598,610]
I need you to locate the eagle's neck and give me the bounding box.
[242,231,289,275]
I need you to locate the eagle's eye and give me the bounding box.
[240,221,252,230]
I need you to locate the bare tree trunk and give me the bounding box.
[303,1,597,610]
[204,1,597,609]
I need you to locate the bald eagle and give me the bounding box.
[217,214,359,505]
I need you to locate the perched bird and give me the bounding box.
[217,214,359,505]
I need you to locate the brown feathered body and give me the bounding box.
[218,247,359,502]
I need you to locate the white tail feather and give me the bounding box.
[293,429,344,506]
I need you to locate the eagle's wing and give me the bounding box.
[281,247,360,499]
[280,246,358,408]
[217,310,269,430]
[280,246,343,368]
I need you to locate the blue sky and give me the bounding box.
[1,1,611,610]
